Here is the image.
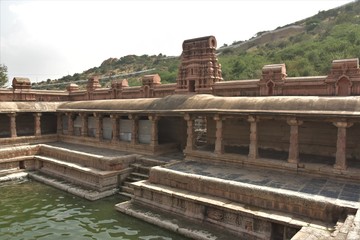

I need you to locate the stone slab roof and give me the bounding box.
[57,94,360,117]
[0,102,62,113]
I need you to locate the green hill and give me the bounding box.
[35,0,360,89]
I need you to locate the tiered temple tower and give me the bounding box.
[175,36,223,94]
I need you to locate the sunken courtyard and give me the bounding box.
[1,36,360,239]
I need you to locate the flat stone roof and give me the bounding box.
[58,94,360,117]
[0,102,61,113]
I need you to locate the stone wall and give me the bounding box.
[147,167,355,223]
[205,117,360,160]
[299,121,337,158]
[2,55,359,102]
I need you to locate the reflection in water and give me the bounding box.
[0,180,187,240]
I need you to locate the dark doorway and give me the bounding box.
[189,80,195,92]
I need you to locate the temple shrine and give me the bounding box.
[1,36,360,239]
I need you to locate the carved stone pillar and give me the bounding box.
[93,113,103,140]
[66,113,74,136]
[57,113,63,135]
[214,114,224,154]
[149,115,159,147]
[184,114,194,151]
[110,114,119,143]
[34,113,42,136]
[333,121,353,170]
[129,114,138,145]
[287,118,303,164]
[247,115,259,160]
[8,113,17,138]
[80,113,88,137]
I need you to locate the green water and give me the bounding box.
[0,180,188,240]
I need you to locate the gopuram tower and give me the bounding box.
[175,36,223,94]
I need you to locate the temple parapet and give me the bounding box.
[86,76,101,92]
[325,58,360,96]
[259,63,287,96]
[12,77,32,90]
[141,74,161,86]
[66,83,79,92]
[2,37,360,101]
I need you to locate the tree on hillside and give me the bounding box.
[0,64,8,87]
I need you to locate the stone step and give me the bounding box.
[39,144,135,171]
[136,157,165,166]
[332,215,355,239]
[0,168,22,177]
[28,172,118,201]
[131,181,332,233]
[35,155,118,176]
[130,163,151,175]
[34,155,119,191]
[130,172,149,180]
[0,171,28,182]
[123,181,134,188]
[126,176,144,182]
[121,185,134,194]
[115,201,241,240]
[118,192,133,199]
[0,155,35,164]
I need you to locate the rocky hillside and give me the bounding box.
[35,0,360,89]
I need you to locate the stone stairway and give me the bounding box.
[119,156,178,198]
[33,144,137,197]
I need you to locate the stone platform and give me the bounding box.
[118,160,360,239]
[0,142,140,200]
[168,161,360,204]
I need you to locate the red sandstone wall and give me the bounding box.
[298,122,337,159]
[258,120,290,153]
[223,118,250,147]
[2,58,359,101]
[344,122,360,159]
[206,118,351,160]
[205,117,253,147]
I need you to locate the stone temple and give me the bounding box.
[1,36,360,239]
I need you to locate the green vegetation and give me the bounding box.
[217,0,360,79]
[37,1,360,89]
[0,64,8,87]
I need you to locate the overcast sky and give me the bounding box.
[0,0,355,85]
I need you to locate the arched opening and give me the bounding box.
[267,81,274,96]
[337,77,351,96]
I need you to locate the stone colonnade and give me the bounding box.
[5,112,44,138]
[4,110,354,171]
[59,113,160,147]
[184,114,353,171]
